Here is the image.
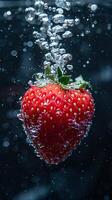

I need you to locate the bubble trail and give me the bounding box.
[25,0,74,74]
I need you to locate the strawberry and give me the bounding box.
[19,67,95,164]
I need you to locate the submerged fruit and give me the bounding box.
[20,82,94,164]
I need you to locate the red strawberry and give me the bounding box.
[19,69,94,164]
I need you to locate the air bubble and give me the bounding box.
[59,49,65,55]
[27,41,33,47]
[11,50,17,57]
[62,31,72,38]
[36,73,44,79]
[57,8,64,14]
[64,19,74,27]
[55,0,66,9]
[25,7,35,22]
[40,41,49,50]
[17,113,23,121]
[55,0,71,11]
[62,53,72,61]
[90,4,98,12]
[45,53,53,61]
[3,139,10,148]
[74,18,80,25]
[107,24,111,31]
[33,31,41,38]
[35,0,44,13]
[52,25,64,33]
[38,13,48,21]
[53,14,64,24]
[28,80,33,86]
[65,2,71,11]
[49,6,52,11]
[51,49,59,56]
[44,3,48,10]
[51,65,57,74]
[42,17,49,26]
[50,42,58,48]
[4,11,12,20]
[52,7,57,12]
[67,64,73,71]
[44,61,51,67]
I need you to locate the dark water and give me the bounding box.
[0,1,112,200]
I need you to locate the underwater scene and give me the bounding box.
[0,0,112,199]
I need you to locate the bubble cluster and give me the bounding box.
[25,0,74,73]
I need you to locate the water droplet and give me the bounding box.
[56,109,62,116]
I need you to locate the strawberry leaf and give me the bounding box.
[59,75,71,85]
[47,75,55,81]
[57,67,63,78]
[45,65,51,77]
[75,75,91,89]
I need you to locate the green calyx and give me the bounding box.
[44,65,72,85]
[34,65,90,90]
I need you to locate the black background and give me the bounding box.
[0,2,112,200]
